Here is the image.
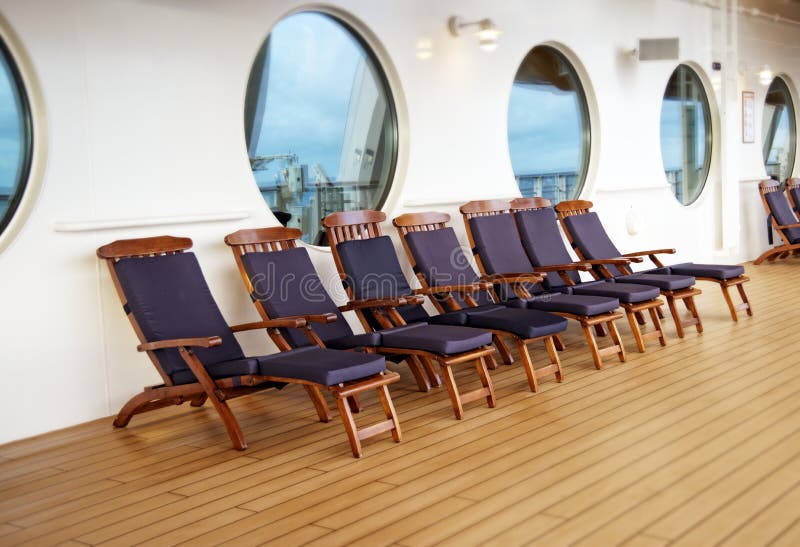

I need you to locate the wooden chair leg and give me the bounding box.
[554,334,567,351]
[493,334,514,366]
[376,385,402,443]
[685,296,703,333]
[113,390,159,428]
[607,320,626,362]
[515,338,539,392]
[420,356,442,388]
[634,310,647,325]
[755,247,782,265]
[580,324,604,370]
[303,385,331,423]
[190,393,207,407]
[347,395,361,414]
[721,283,738,321]
[737,283,753,317]
[666,295,685,338]
[626,309,646,353]
[656,306,665,319]
[544,336,563,382]
[594,323,607,337]
[485,353,500,371]
[206,391,247,451]
[440,364,464,420]
[405,355,431,392]
[335,396,362,458]
[474,357,496,408]
[649,306,667,346]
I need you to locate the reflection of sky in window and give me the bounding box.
[252,13,362,186]
[660,99,707,171]
[0,55,22,202]
[767,108,790,163]
[508,83,583,174]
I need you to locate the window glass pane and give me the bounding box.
[762,77,796,182]
[659,65,712,205]
[507,45,590,204]
[245,12,397,244]
[0,41,32,234]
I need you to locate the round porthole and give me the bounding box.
[762,76,796,182]
[244,11,398,245]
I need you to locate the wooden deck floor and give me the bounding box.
[1,261,799,546]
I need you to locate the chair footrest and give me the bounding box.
[623,300,664,313]
[460,387,492,405]
[357,419,396,441]
[332,372,400,398]
[667,287,703,298]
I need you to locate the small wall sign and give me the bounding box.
[742,91,756,143]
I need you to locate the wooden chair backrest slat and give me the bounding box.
[553,200,594,220]
[508,197,553,212]
[459,199,511,219]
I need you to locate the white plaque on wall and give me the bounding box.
[742,91,755,143]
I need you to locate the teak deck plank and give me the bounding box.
[0,260,798,546]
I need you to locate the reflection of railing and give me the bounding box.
[515,171,578,203]
[765,161,783,180]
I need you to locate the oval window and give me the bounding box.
[507,45,591,204]
[244,12,398,245]
[762,77,796,182]
[659,64,712,205]
[0,39,33,237]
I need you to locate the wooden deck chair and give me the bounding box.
[509,198,667,353]
[323,210,497,419]
[553,200,751,321]
[227,226,471,393]
[459,200,627,370]
[786,178,800,217]
[97,236,401,457]
[393,212,568,391]
[756,179,800,264]
[554,200,705,337]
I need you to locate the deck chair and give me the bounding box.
[555,199,751,324]
[97,236,401,457]
[227,226,479,394]
[323,210,498,419]
[459,200,627,370]
[554,200,703,337]
[509,198,667,353]
[755,179,800,264]
[393,212,569,391]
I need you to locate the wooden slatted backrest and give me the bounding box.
[786,178,800,213]
[224,227,304,351]
[458,200,514,278]
[508,197,552,212]
[96,236,195,385]
[392,212,476,312]
[553,200,595,262]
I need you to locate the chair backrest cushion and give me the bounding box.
[514,209,580,289]
[336,236,430,324]
[405,228,494,307]
[114,252,245,378]
[765,190,800,243]
[468,214,543,301]
[789,187,800,213]
[562,212,625,275]
[240,247,353,348]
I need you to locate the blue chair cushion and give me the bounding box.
[561,213,627,276]
[617,273,695,291]
[570,279,661,303]
[467,308,567,339]
[325,332,383,350]
[524,292,620,316]
[171,357,261,385]
[514,209,581,289]
[667,262,745,280]
[765,190,800,244]
[115,252,245,378]
[255,347,386,386]
[380,323,492,355]
[424,304,506,326]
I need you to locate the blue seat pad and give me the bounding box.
[570,279,661,303]
[524,292,620,316]
[666,262,745,280]
[380,323,492,355]
[466,307,567,339]
[616,273,695,291]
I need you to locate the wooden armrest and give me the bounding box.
[481,272,545,284]
[622,248,676,258]
[414,282,492,295]
[776,222,800,230]
[339,295,425,312]
[299,313,338,324]
[583,258,633,266]
[230,318,307,332]
[533,262,592,273]
[138,336,222,352]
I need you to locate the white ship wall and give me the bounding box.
[0,0,796,443]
